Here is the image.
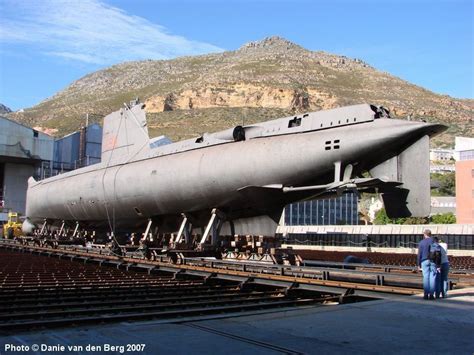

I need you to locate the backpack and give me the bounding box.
[429,243,442,266]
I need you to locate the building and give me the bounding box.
[0,119,103,222]
[455,137,474,224]
[429,148,455,174]
[0,116,54,219]
[283,193,358,226]
[430,196,456,215]
[52,124,102,174]
[429,148,454,162]
[430,164,455,174]
[454,137,474,161]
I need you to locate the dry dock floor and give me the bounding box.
[1,287,473,355]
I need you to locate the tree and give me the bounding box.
[395,216,428,225]
[374,208,428,225]
[374,208,391,225]
[431,213,456,224]
[431,172,455,196]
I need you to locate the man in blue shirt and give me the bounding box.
[417,229,436,300]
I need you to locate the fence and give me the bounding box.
[283,233,474,250]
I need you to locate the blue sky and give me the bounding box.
[0,0,472,111]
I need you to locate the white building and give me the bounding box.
[430,164,455,173]
[454,137,474,161]
[430,196,456,215]
[429,148,454,162]
[0,116,54,221]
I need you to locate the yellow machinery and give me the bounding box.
[2,212,22,238]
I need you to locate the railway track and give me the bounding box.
[295,249,474,270]
[2,239,472,332]
[185,323,304,355]
[0,249,365,332]
[0,241,429,293]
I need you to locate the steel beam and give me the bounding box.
[200,209,218,245]
[39,220,47,235]
[175,214,188,244]
[58,221,65,237]
[72,222,80,238]
[143,219,152,240]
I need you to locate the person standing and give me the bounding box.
[417,229,436,300]
[435,237,450,298]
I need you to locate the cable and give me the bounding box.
[101,109,125,243]
[101,104,152,248]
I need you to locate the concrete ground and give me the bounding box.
[1,288,473,355]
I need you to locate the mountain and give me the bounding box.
[0,103,12,115]
[8,36,473,146]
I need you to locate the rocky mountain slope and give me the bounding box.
[0,103,12,115]
[8,37,473,146]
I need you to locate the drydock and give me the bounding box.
[0,239,473,354]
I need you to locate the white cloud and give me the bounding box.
[0,0,223,64]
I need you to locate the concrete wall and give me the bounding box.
[0,117,54,215]
[282,244,474,256]
[277,223,474,235]
[3,163,35,214]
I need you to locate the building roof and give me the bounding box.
[0,115,52,139]
[455,136,474,152]
[0,116,54,161]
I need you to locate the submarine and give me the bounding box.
[23,102,446,244]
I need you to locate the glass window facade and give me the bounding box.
[284,192,358,225]
[460,150,474,161]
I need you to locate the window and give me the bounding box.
[150,136,172,148]
[33,130,39,138]
[325,140,341,150]
[288,116,302,128]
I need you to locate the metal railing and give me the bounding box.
[284,233,474,250]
